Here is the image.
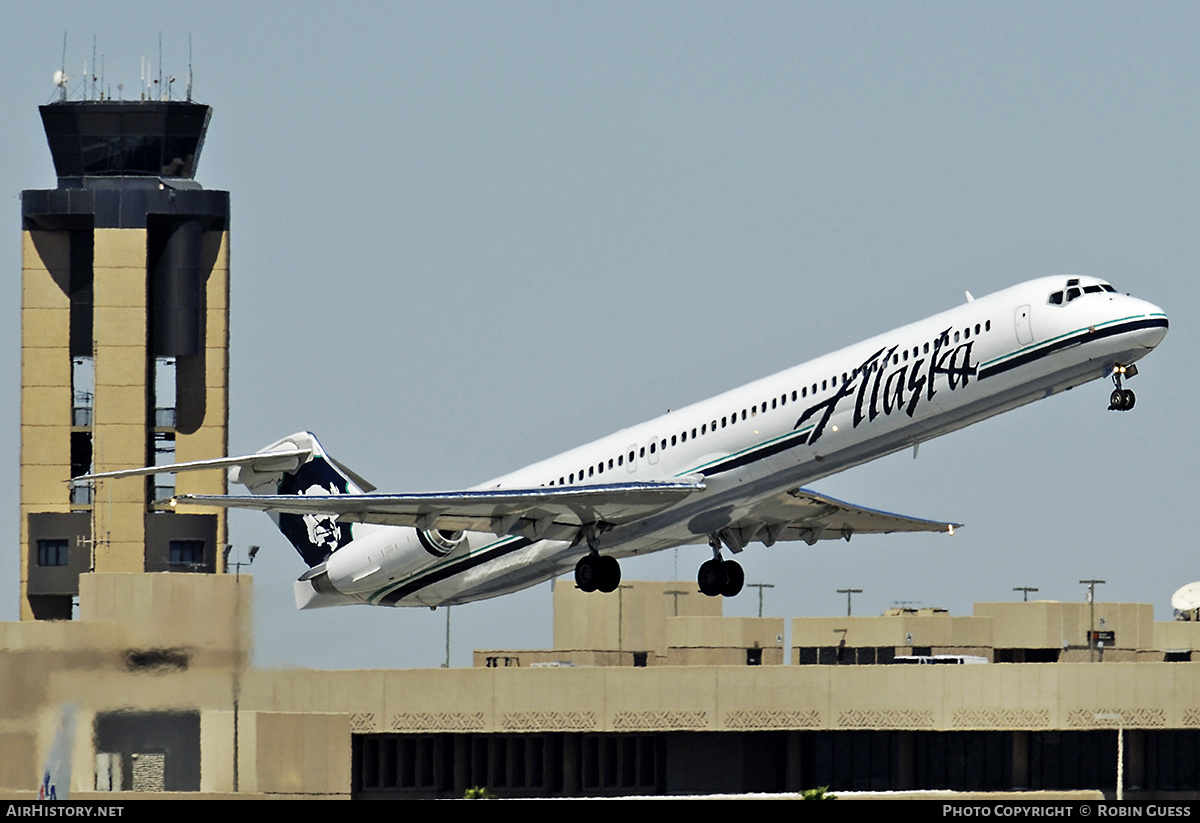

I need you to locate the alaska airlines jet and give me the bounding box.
[77,276,1167,610]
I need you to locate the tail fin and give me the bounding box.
[72,431,374,569]
[230,432,371,567]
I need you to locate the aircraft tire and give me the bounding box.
[698,559,724,597]
[597,555,621,593]
[575,555,599,593]
[720,560,745,597]
[1123,389,1136,410]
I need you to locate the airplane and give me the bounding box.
[76,275,1168,610]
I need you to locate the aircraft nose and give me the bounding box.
[1133,300,1168,349]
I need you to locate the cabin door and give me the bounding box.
[1014,305,1034,345]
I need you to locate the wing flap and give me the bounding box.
[714,487,958,550]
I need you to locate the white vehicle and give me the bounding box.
[79,276,1168,610]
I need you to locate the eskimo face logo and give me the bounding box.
[795,327,978,446]
[301,483,345,554]
[278,456,354,566]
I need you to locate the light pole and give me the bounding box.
[222,544,258,793]
[746,583,774,618]
[838,588,862,617]
[1080,579,1106,662]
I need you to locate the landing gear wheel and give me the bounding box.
[575,555,599,593]
[698,559,725,597]
[1109,367,1137,411]
[720,560,745,597]
[597,555,621,593]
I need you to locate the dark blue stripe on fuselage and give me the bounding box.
[377,537,535,605]
[697,429,811,477]
[979,317,1168,380]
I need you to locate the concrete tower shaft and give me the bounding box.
[20,100,230,620]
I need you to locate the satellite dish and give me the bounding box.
[1171,581,1200,612]
[53,70,69,88]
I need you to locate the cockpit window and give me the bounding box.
[1051,279,1117,306]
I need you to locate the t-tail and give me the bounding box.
[229,432,374,567]
[72,431,373,570]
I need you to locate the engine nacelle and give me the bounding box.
[322,526,468,596]
[417,528,466,557]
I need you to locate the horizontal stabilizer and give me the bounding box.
[70,447,311,485]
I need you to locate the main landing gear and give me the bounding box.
[575,553,621,593]
[574,522,621,593]
[698,536,744,597]
[1109,364,1137,411]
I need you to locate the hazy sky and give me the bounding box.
[2,2,1198,669]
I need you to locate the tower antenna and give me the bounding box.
[187,35,193,102]
[56,32,68,102]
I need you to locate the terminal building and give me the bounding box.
[8,94,1200,799]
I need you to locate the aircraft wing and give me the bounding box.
[174,479,704,541]
[710,487,959,550]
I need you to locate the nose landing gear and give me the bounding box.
[1108,364,1137,411]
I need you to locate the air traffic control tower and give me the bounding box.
[20,99,230,620]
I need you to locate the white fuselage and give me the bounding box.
[317,276,1167,608]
